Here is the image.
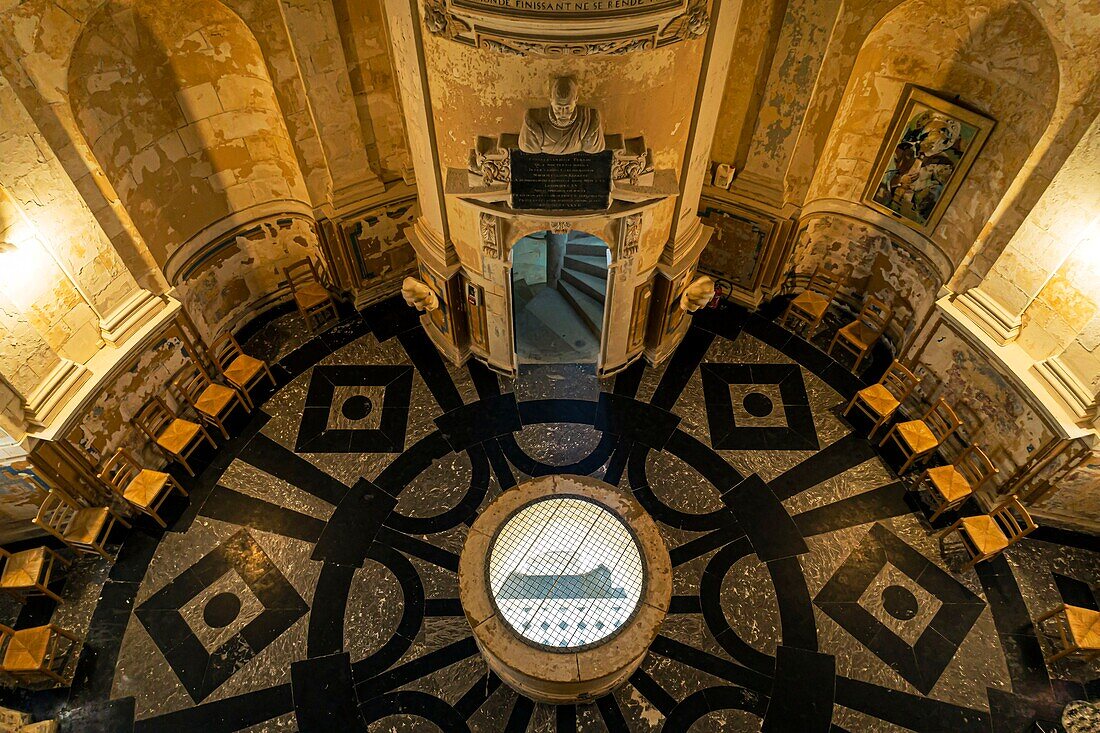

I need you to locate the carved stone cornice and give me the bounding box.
[422,0,708,56]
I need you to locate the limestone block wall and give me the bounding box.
[333,0,411,182]
[804,0,1058,269]
[0,189,99,364]
[0,76,138,320]
[68,0,311,273]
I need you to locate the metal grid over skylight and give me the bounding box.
[488,496,644,649]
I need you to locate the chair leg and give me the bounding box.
[148,509,167,529]
[853,348,867,371]
[212,417,230,440]
[937,518,963,540]
[1047,644,1081,663]
[176,452,196,477]
[112,510,132,530]
[827,332,840,356]
[172,476,189,498]
[200,425,217,449]
[1035,605,1065,626]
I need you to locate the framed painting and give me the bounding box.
[862,86,994,235]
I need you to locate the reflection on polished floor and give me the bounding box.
[1,297,1098,732]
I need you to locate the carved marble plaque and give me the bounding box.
[509,150,612,210]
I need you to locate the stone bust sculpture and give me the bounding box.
[519,77,604,155]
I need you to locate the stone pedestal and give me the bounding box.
[458,475,671,704]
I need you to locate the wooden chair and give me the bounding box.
[0,623,81,685]
[32,490,130,561]
[878,397,960,474]
[0,547,70,604]
[920,444,998,521]
[211,332,276,409]
[783,267,842,335]
[98,448,188,529]
[843,360,918,437]
[285,258,337,333]
[1036,604,1100,663]
[170,363,248,440]
[829,296,893,371]
[938,496,1035,570]
[134,396,215,476]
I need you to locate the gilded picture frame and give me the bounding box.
[862,86,994,235]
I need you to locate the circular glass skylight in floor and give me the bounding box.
[488,496,645,650]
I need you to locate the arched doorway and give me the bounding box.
[511,230,611,364]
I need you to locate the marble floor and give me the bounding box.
[3,296,1099,732]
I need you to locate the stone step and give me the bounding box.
[560,267,606,304]
[565,241,607,257]
[558,281,603,338]
[563,254,608,280]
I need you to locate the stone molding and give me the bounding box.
[1032,355,1099,425]
[422,0,708,56]
[23,359,91,430]
[100,289,168,347]
[954,286,1023,345]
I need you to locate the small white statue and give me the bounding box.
[679,275,715,312]
[402,277,439,312]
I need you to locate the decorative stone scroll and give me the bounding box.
[619,213,642,258]
[480,213,502,259]
[422,0,709,56]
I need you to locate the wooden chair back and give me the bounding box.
[284,258,324,294]
[171,363,212,408]
[880,360,918,402]
[990,496,1036,544]
[806,267,842,299]
[33,489,80,541]
[955,444,998,493]
[922,398,960,443]
[857,296,893,337]
[99,448,141,496]
[211,332,246,373]
[134,396,177,442]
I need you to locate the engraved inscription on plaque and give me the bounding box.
[452,0,681,19]
[509,150,612,211]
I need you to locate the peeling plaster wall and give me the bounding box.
[345,201,418,297]
[805,0,1058,268]
[68,0,310,270]
[334,0,411,182]
[0,189,99,364]
[709,0,786,169]
[64,330,193,467]
[911,317,1056,491]
[742,0,841,188]
[792,214,940,346]
[176,216,319,341]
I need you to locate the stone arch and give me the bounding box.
[67,0,312,282]
[793,0,1059,335]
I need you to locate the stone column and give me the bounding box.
[663,0,741,268]
[956,115,1100,345]
[546,232,567,290]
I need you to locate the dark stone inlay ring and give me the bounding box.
[742,392,774,417]
[882,585,919,621]
[204,592,242,628]
[342,395,374,420]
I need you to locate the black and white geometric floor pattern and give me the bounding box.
[60,298,1099,732]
